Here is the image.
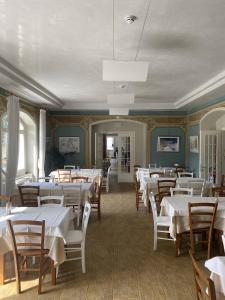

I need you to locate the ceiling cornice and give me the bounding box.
[0,56,64,107]
[175,70,225,108]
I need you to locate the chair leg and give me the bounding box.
[81,244,86,273]
[153,227,157,251]
[14,257,21,294]
[97,202,101,220]
[176,233,182,257]
[51,260,56,285]
[77,204,80,227]
[38,261,43,295]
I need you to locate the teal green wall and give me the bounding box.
[151,127,185,167]
[187,124,200,177]
[54,126,85,167]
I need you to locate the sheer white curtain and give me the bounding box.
[5,95,19,196]
[38,109,46,177]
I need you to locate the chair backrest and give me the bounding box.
[37,195,64,207]
[149,192,158,224]
[189,251,216,300]
[150,172,164,178]
[71,176,88,183]
[222,235,225,252]
[157,180,177,201]
[175,166,185,174]
[212,186,225,197]
[64,165,75,169]
[170,187,193,196]
[62,185,81,206]
[82,201,91,239]
[178,172,193,178]
[37,176,55,183]
[149,163,156,169]
[8,219,45,257]
[58,169,72,183]
[18,185,40,207]
[188,201,218,259]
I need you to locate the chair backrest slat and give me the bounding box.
[18,186,40,207]
[37,195,64,207]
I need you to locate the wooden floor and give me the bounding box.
[0,177,196,299]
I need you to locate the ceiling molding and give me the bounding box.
[175,70,225,108]
[62,101,176,110]
[0,57,64,107]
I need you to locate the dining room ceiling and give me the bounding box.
[0,0,225,111]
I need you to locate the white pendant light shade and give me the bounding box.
[109,108,129,115]
[103,60,149,82]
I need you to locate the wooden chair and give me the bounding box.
[64,165,75,169]
[37,195,64,207]
[150,172,164,178]
[62,185,82,226]
[189,251,216,300]
[170,187,193,196]
[212,186,225,197]
[178,172,193,178]
[157,179,177,203]
[90,177,102,220]
[102,166,110,192]
[188,202,218,259]
[149,192,174,251]
[71,176,88,183]
[57,169,71,183]
[18,185,40,207]
[64,201,91,273]
[134,177,143,211]
[175,166,185,176]
[37,176,54,182]
[7,219,56,294]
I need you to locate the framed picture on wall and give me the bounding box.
[190,136,199,153]
[59,137,80,154]
[157,136,179,152]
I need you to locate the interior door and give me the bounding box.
[95,133,103,168]
[117,131,135,182]
[200,130,221,184]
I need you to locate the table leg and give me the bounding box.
[0,254,5,285]
[175,233,182,257]
[51,261,56,285]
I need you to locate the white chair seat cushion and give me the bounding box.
[156,216,170,226]
[65,230,83,244]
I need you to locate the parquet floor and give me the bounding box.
[0,177,195,299]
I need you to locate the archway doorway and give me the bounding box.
[200,108,225,184]
[89,119,147,182]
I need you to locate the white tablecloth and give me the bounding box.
[140,177,212,206]
[0,206,74,265]
[160,196,225,239]
[50,169,102,180]
[205,256,225,299]
[21,182,94,205]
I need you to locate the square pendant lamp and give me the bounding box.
[107,93,134,105]
[109,108,129,115]
[103,60,149,82]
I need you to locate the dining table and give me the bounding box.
[140,176,212,206]
[49,168,102,181]
[205,256,225,299]
[0,205,74,285]
[18,181,95,205]
[160,196,225,255]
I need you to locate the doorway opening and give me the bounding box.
[200,108,225,184]
[89,119,146,183]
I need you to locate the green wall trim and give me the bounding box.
[186,95,225,114]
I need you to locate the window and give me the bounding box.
[17,121,25,173]
[106,136,114,150]
[1,111,36,177]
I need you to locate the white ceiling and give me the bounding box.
[1,0,225,111]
